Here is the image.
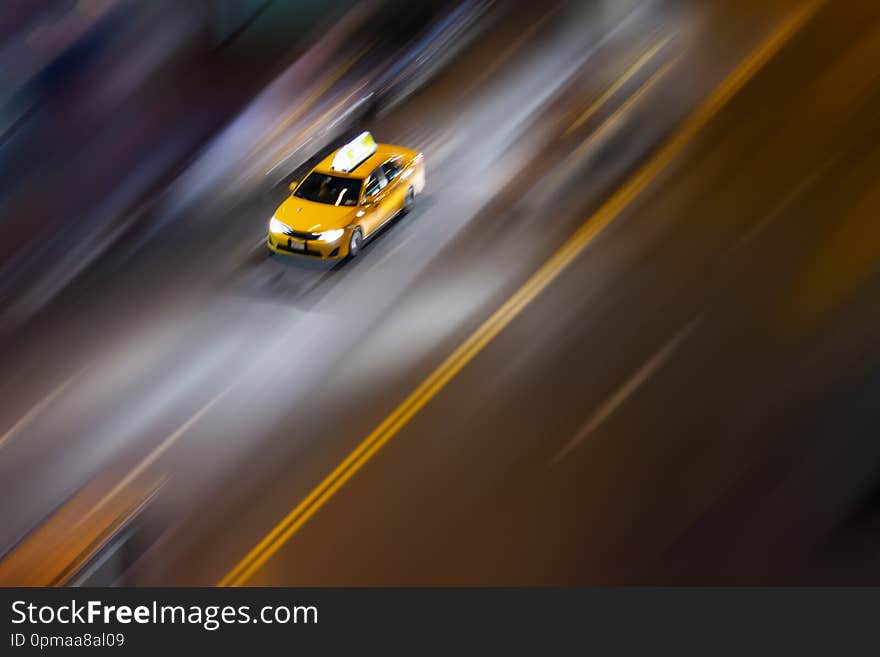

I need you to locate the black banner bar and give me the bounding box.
[1,588,878,652]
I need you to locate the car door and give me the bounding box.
[361,166,391,236]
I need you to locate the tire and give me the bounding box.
[348,227,363,258]
[402,187,415,215]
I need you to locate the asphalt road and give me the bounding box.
[3,0,880,585]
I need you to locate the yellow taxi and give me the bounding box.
[267,132,425,259]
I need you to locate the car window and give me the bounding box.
[294,173,361,206]
[363,173,379,198]
[382,160,402,182]
[364,168,387,198]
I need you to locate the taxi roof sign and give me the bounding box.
[330,131,377,173]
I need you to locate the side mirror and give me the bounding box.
[288,181,298,192]
[362,195,375,206]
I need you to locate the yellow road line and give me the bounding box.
[565,34,673,136]
[219,0,825,587]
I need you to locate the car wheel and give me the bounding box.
[348,228,363,257]
[402,187,414,214]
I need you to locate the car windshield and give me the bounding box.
[294,173,361,206]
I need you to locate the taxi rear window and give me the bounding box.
[295,173,361,206]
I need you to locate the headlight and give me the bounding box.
[269,216,289,234]
[319,228,344,242]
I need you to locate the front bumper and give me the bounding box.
[267,232,345,259]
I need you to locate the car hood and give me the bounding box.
[274,196,357,233]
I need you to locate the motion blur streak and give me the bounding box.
[6,0,880,588]
[564,33,672,136]
[85,384,234,530]
[549,317,700,465]
[219,0,822,587]
[0,368,85,451]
